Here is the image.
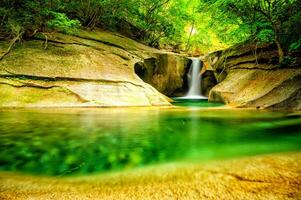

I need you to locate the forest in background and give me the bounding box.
[1,0,301,58]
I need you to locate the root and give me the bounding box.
[0,32,22,61]
[42,33,48,49]
[29,29,39,37]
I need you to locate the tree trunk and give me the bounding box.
[185,21,195,52]
[272,22,284,64]
[275,39,284,64]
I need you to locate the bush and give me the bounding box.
[47,12,81,34]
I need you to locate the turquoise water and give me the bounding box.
[172,99,223,107]
[0,104,301,176]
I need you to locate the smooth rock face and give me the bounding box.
[201,70,218,96]
[207,43,301,110]
[134,54,190,96]
[0,31,175,107]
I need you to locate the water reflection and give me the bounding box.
[0,108,300,176]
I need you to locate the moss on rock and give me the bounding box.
[0,30,175,107]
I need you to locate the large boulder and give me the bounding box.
[0,30,175,107]
[207,43,301,110]
[134,53,190,96]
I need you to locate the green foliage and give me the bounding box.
[64,0,194,48]
[47,12,81,34]
[5,21,24,38]
[1,0,300,54]
[0,0,82,38]
[289,39,301,51]
[198,0,301,55]
[0,0,196,49]
[256,29,274,43]
[133,0,192,47]
[280,56,297,67]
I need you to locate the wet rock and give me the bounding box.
[134,53,190,96]
[201,70,218,96]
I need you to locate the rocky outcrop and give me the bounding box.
[201,70,218,96]
[134,54,190,96]
[206,43,301,110]
[135,57,218,97]
[0,30,188,107]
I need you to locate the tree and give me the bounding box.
[199,0,301,63]
[2,0,299,56]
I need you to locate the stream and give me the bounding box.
[0,103,301,176]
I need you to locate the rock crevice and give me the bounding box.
[0,30,179,107]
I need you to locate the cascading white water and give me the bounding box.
[187,58,201,96]
[184,58,207,99]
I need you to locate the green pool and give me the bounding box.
[0,103,300,176]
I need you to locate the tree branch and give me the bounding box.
[0,32,22,61]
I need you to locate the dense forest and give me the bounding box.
[1,0,301,60]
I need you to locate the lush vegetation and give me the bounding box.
[199,0,301,62]
[0,0,194,48]
[1,0,300,56]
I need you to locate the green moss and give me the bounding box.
[0,84,80,107]
[47,44,78,57]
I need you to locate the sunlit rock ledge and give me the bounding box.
[0,30,188,107]
[204,43,301,110]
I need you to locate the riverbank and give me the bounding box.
[1,152,300,199]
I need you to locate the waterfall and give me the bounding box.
[184,58,207,99]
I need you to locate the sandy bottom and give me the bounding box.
[1,152,301,200]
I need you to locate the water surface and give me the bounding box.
[0,105,300,176]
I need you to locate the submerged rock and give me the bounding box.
[207,43,301,110]
[0,31,176,107]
